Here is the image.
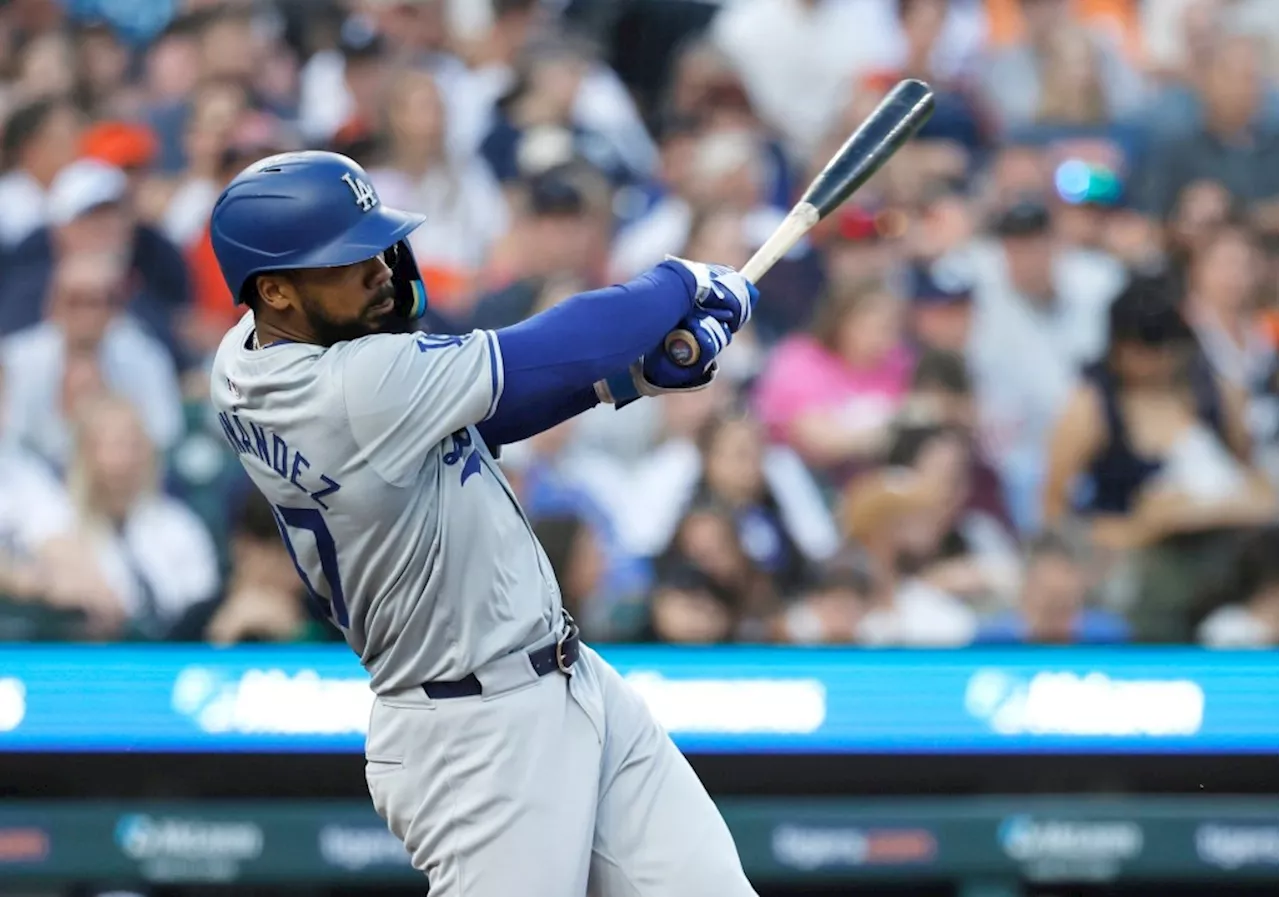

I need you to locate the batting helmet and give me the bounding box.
[210,150,430,318]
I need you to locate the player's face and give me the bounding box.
[288,248,409,346]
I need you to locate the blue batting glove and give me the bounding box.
[642,313,731,388]
[661,256,757,334]
[593,313,731,408]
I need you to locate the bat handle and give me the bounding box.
[663,328,701,368]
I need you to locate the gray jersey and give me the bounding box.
[209,312,562,693]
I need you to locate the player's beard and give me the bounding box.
[299,286,410,346]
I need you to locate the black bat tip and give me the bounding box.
[890,78,936,108]
[799,78,938,218]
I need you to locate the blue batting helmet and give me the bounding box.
[210,150,430,318]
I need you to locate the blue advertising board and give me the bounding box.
[0,646,1274,754]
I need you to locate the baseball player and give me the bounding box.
[207,151,759,896]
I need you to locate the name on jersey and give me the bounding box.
[217,412,342,509]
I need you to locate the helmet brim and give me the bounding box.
[302,204,427,269]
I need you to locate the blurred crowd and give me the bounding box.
[0,0,1276,651]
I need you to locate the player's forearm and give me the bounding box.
[477,387,599,449]
[492,263,694,408]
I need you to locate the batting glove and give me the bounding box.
[594,313,730,408]
[660,256,757,334]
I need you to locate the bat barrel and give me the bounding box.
[800,78,935,218]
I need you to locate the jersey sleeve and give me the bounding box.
[341,329,504,484]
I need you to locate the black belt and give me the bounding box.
[422,614,581,699]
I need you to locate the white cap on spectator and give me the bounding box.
[48,159,128,227]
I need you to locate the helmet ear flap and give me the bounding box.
[387,239,428,319]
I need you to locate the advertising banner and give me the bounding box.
[0,646,1275,754]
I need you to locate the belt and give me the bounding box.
[421,613,581,699]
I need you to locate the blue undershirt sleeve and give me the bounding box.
[476,386,599,450]
[490,261,695,411]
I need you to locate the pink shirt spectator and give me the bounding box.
[754,335,914,447]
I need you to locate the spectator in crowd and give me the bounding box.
[627,409,838,594]
[447,0,544,157]
[658,36,793,210]
[775,547,876,645]
[71,21,135,118]
[157,79,253,249]
[532,511,607,638]
[609,123,786,283]
[821,204,904,302]
[301,11,393,158]
[858,420,1020,612]
[10,25,76,103]
[64,394,219,640]
[143,5,276,175]
[905,349,1013,534]
[1011,25,1143,166]
[1197,525,1279,649]
[0,96,81,249]
[979,0,1147,136]
[1164,178,1237,280]
[661,38,746,128]
[192,492,339,645]
[0,156,193,361]
[1,250,184,471]
[1043,277,1276,640]
[754,279,914,485]
[468,163,608,329]
[1043,277,1270,549]
[1181,221,1271,391]
[1138,30,1278,223]
[649,502,778,644]
[367,66,510,314]
[903,182,977,270]
[134,13,205,172]
[80,119,162,198]
[840,454,979,647]
[0,359,102,641]
[976,529,1130,644]
[904,260,974,354]
[479,35,642,187]
[964,194,1124,531]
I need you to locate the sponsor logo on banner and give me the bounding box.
[319,824,412,871]
[771,824,937,871]
[115,814,263,882]
[998,816,1142,881]
[965,669,1204,738]
[0,827,50,863]
[171,666,372,737]
[0,677,25,732]
[623,673,826,735]
[1196,824,1280,870]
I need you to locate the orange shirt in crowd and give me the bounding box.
[188,225,240,333]
[984,0,1143,60]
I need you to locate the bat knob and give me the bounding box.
[664,330,701,368]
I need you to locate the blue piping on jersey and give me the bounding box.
[483,330,502,421]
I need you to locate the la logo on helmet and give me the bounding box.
[341,172,378,211]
